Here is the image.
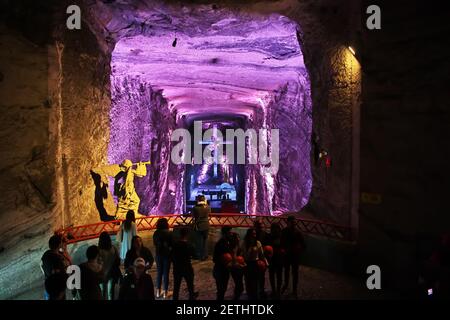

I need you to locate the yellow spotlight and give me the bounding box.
[348,46,356,56]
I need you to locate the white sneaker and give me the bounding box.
[156,289,161,299]
[162,290,167,299]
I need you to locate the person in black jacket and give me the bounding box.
[78,245,103,300]
[40,234,72,300]
[280,216,306,298]
[172,227,198,300]
[267,222,284,299]
[119,257,155,300]
[212,226,234,300]
[124,236,154,272]
[153,218,173,299]
[192,194,211,260]
[255,220,269,299]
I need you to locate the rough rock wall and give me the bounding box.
[0,25,53,252]
[358,0,450,290]
[272,79,313,213]
[245,106,270,215]
[285,1,361,225]
[0,0,114,297]
[306,46,361,225]
[0,0,60,298]
[108,76,182,214]
[57,15,112,227]
[245,78,313,215]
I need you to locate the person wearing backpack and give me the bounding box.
[153,218,173,299]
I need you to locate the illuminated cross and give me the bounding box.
[198,125,233,177]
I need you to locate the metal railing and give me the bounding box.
[59,214,352,243]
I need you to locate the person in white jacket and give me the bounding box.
[118,210,137,261]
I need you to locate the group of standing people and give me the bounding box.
[212,216,305,300]
[40,196,306,300]
[40,209,199,300]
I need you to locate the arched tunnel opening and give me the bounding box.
[107,14,312,216]
[48,1,361,230]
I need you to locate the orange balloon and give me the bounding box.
[235,256,245,265]
[222,253,233,264]
[257,259,267,272]
[264,245,274,258]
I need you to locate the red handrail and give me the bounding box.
[58,214,352,244]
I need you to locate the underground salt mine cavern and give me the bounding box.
[0,0,449,304]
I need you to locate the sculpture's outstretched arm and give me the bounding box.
[133,162,149,178]
[92,164,122,183]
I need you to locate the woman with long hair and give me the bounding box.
[118,210,137,261]
[153,218,173,299]
[98,231,121,300]
[241,228,268,300]
[124,235,154,273]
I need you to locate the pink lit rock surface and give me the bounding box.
[109,10,312,214]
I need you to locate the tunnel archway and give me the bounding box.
[108,12,312,215]
[52,0,360,229]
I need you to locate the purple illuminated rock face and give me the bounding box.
[271,80,312,213]
[245,79,312,215]
[108,76,184,214]
[109,10,312,215]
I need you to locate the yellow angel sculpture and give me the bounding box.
[92,159,149,219]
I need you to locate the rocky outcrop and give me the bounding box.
[108,76,182,214]
[0,7,57,298]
